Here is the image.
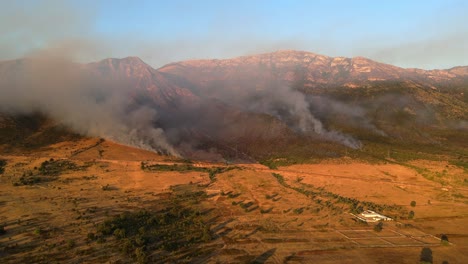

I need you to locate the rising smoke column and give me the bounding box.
[0,53,178,155]
[308,95,387,137]
[211,82,363,149]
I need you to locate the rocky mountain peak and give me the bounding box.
[89,56,154,81]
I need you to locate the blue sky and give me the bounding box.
[1,0,467,69]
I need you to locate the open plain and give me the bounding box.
[1,138,466,263]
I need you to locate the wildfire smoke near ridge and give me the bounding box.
[1,50,467,162]
[1,2,468,264]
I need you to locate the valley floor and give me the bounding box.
[0,138,467,263]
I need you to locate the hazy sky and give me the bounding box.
[1,0,467,69]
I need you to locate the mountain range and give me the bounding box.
[0,50,467,162]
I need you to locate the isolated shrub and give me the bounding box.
[240,201,254,209]
[293,208,304,214]
[441,234,449,245]
[419,247,433,263]
[87,232,95,240]
[373,222,383,232]
[408,211,415,219]
[410,201,416,207]
[0,159,6,174]
[227,193,240,198]
[67,239,76,249]
[33,228,41,235]
[245,205,259,212]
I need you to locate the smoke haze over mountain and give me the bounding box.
[0,50,370,158]
[200,81,363,148]
[1,1,467,160]
[1,49,468,160]
[0,53,178,155]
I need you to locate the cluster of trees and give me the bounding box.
[14,170,44,185]
[141,162,237,183]
[94,190,215,263]
[420,247,433,264]
[221,191,240,198]
[38,158,82,176]
[419,235,450,264]
[271,173,403,216]
[13,159,88,186]
[235,201,258,212]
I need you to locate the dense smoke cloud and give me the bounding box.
[0,52,178,155]
[308,96,386,136]
[1,46,463,159]
[1,1,465,160]
[0,49,364,160]
[216,84,363,148]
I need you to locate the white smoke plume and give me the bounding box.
[308,95,387,136]
[208,83,362,149]
[0,53,178,155]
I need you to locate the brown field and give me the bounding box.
[0,138,467,263]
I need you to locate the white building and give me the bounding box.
[353,210,392,223]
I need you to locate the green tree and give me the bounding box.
[408,210,415,219]
[373,221,383,232]
[410,201,416,207]
[419,247,433,264]
[441,234,449,245]
[441,234,448,242]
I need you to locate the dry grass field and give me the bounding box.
[0,138,467,263]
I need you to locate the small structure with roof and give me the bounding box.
[353,210,392,223]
